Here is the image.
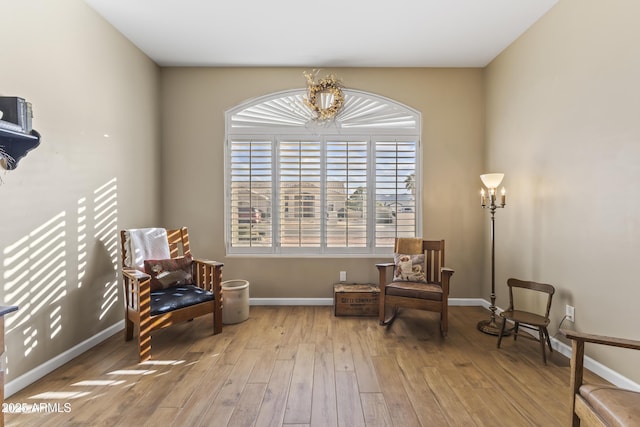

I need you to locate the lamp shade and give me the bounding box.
[480,173,504,189]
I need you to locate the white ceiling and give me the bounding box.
[84,0,558,68]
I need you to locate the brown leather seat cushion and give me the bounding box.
[580,384,640,426]
[385,281,442,301]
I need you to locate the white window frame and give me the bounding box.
[225,89,422,257]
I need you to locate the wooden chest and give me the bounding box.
[334,283,380,317]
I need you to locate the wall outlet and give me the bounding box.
[566,304,575,322]
[339,271,347,282]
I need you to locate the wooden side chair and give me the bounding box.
[560,329,640,426]
[120,227,223,361]
[376,238,454,336]
[497,278,555,364]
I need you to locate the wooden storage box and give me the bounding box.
[334,283,379,317]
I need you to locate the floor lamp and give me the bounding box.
[477,173,510,336]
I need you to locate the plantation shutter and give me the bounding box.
[229,140,272,248]
[279,140,322,248]
[375,140,418,247]
[326,140,368,248]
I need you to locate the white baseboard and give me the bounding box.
[7,299,639,398]
[5,321,124,398]
[449,298,485,306]
[248,297,484,307]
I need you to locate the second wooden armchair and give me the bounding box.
[376,238,454,336]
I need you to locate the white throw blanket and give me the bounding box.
[124,228,170,271]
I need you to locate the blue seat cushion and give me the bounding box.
[150,284,214,316]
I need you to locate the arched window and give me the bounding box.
[225,89,421,256]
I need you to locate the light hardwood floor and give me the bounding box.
[5,305,603,426]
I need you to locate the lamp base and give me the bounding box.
[477,318,512,336]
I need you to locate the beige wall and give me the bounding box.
[6,0,635,395]
[160,67,486,299]
[485,0,640,383]
[0,0,160,382]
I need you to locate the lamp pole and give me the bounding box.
[477,174,509,336]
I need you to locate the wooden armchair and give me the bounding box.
[120,227,223,361]
[376,238,454,336]
[560,329,640,426]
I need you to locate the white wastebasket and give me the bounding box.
[222,280,250,324]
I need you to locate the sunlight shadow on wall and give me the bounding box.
[93,179,118,320]
[3,211,68,361]
[49,306,62,339]
[2,178,120,377]
[77,197,88,289]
